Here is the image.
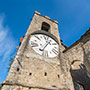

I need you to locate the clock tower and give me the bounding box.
[2,11,74,90]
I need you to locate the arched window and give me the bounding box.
[41,22,50,32]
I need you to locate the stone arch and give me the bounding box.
[70,60,83,69]
[70,60,84,89]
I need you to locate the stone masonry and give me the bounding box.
[1,11,90,90]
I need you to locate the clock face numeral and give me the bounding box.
[43,35,49,41]
[52,43,57,45]
[54,46,58,49]
[30,34,59,58]
[34,35,41,40]
[31,41,38,47]
[52,48,58,55]
[42,50,48,57]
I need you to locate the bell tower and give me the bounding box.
[26,11,60,44]
[1,11,74,90]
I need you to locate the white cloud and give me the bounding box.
[0,14,17,83]
[0,14,16,62]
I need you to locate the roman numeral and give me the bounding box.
[52,48,58,55]
[31,41,38,47]
[43,35,49,41]
[34,35,41,40]
[42,50,48,57]
[52,43,57,45]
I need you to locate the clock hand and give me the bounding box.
[39,40,51,51]
[39,43,48,51]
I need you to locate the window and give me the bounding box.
[29,73,32,76]
[41,22,50,32]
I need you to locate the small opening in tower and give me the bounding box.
[44,72,47,76]
[41,22,50,32]
[29,73,32,76]
[58,75,60,78]
[17,68,20,72]
[29,87,31,89]
[52,85,57,87]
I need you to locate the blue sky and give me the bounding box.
[0,0,90,84]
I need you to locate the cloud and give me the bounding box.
[0,14,16,83]
[0,14,16,61]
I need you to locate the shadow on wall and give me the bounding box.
[70,35,90,90]
[81,42,90,75]
[70,64,90,90]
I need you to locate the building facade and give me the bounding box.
[1,11,90,90]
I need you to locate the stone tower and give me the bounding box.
[2,11,74,90]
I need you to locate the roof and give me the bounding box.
[63,28,90,52]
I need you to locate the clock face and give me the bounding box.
[29,34,59,58]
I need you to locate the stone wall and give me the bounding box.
[26,11,61,44]
[2,34,74,90]
[1,11,75,90]
[63,31,90,71]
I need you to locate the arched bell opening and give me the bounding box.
[41,22,50,32]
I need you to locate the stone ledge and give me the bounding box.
[2,80,67,90]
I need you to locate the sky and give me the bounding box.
[0,0,90,84]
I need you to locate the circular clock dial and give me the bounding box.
[29,34,59,58]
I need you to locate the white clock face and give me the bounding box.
[29,34,59,58]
